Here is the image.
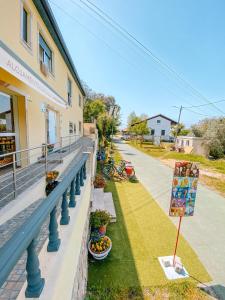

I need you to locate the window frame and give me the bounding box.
[20,1,32,51]
[69,122,73,134]
[39,33,54,75]
[79,94,82,107]
[161,129,166,136]
[67,78,72,106]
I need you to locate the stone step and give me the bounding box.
[91,189,117,222]
[104,192,116,223]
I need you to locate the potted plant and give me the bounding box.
[90,210,111,236]
[93,174,106,188]
[88,236,112,260]
[45,170,59,196]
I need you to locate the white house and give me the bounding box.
[145,114,177,143]
[176,136,209,156]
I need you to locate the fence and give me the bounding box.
[0,152,89,298]
[0,134,81,202]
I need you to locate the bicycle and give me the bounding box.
[103,158,135,180]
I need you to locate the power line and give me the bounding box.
[76,0,225,115]
[182,99,225,109]
[173,106,211,117]
[50,0,207,113]
[49,0,141,72]
[184,108,211,117]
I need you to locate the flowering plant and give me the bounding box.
[46,170,59,183]
[93,174,106,188]
[90,236,111,254]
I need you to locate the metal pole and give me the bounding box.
[173,216,182,266]
[60,137,63,163]
[45,144,48,174]
[69,135,71,153]
[12,153,17,199]
[174,105,183,146]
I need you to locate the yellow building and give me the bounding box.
[0,0,85,161]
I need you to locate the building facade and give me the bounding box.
[176,136,209,156]
[146,114,177,142]
[0,0,85,162]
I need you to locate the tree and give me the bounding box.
[127,113,149,142]
[191,117,225,158]
[171,123,185,137]
[84,99,106,122]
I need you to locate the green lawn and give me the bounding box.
[87,153,211,299]
[129,141,225,174]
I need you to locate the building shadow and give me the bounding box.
[87,179,143,299]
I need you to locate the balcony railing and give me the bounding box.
[0,152,89,298]
[0,134,81,203]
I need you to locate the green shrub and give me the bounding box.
[209,140,224,159]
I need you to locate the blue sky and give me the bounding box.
[50,0,225,128]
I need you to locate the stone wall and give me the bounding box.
[71,207,90,300]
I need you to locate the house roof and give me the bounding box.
[146,114,177,125]
[131,114,177,127]
[32,0,85,96]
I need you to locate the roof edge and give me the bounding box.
[146,114,177,124]
[32,0,85,96]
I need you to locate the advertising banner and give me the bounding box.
[169,161,199,217]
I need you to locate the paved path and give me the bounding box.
[116,140,225,299]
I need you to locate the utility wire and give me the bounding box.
[77,0,225,115]
[182,99,225,109]
[49,0,140,71]
[50,0,206,113]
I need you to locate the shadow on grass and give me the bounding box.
[87,179,143,299]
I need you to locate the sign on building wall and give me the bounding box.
[0,43,65,108]
[169,161,199,217]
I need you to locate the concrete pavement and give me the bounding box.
[116,140,225,299]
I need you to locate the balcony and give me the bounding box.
[0,135,97,299]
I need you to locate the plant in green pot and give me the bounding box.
[90,210,111,237]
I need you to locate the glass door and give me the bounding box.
[0,92,16,166]
[47,109,57,145]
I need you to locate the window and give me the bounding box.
[39,34,53,73]
[69,122,73,134]
[0,93,14,133]
[151,129,155,135]
[74,123,76,134]
[161,130,165,136]
[186,140,190,146]
[67,78,72,106]
[21,4,31,47]
[79,95,82,107]
[157,120,161,124]
[79,121,82,133]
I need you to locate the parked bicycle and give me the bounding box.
[103,157,135,179]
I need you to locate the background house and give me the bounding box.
[145,114,177,143]
[176,136,209,156]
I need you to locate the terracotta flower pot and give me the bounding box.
[98,224,107,237]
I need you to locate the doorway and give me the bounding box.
[47,109,58,145]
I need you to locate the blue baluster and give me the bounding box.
[60,189,70,225]
[47,206,61,252]
[80,166,84,187]
[75,171,81,195]
[69,179,76,207]
[25,238,45,298]
[83,163,87,180]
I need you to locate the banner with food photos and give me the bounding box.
[169,161,199,217]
